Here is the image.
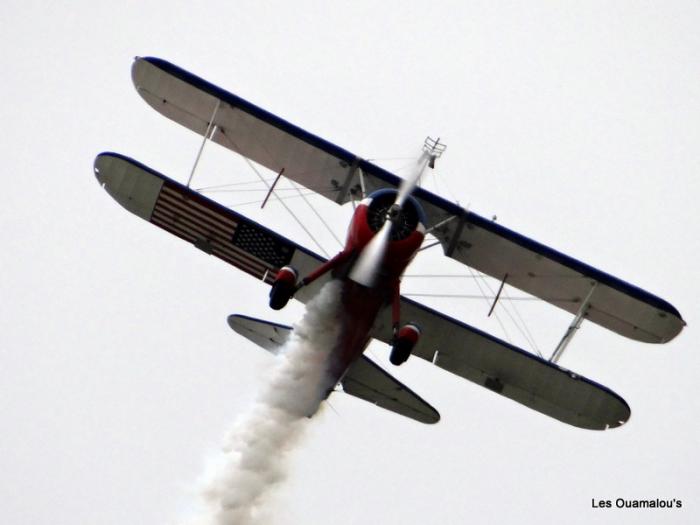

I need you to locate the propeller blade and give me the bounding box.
[395,152,430,207]
[349,151,431,287]
[349,219,392,287]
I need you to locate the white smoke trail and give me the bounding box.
[189,280,342,525]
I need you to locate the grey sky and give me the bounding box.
[1,2,698,524]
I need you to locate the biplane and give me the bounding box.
[94,57,684,430]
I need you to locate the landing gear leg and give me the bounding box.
[268,250,354,310]
[293,249,354,293]
[388,279,421,365]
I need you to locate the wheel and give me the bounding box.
[269,280,295,310]
[269,266,298,310]
[389,338,412,365]
[389,323,420,365]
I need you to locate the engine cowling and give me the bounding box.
[346,189,427,279]
[390,322,421,365]
[269,266,298,310]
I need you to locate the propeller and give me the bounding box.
[349,152,431,287]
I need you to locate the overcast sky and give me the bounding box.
[2,2,698,524]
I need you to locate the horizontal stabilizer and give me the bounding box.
[227,314,439,424]
[341,354,440,424]
[227,314,291,354]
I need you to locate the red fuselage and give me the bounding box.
[317,191,426,385]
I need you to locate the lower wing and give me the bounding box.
[371,299,630,430]
[95,152,629,430]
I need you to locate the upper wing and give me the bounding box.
[131,57,363,203]
[130,56,684,343]
[370,298,631,431]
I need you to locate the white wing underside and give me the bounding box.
[131,56,684,344]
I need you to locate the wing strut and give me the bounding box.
[187,100,220,187]
[335,158,361,204]
[358,167,367,198]
[550,281,597,363]
[261,168,285,209]
[425,214,458,234]
[487,273,509,317]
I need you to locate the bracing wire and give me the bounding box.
[472,271,542,357]
[218,130,330,257]
[200,186,336,194]
[403,273,589,281]
[403,274,481,279]
[195,119,544,356]
[225,191,322,208]
[241,156,330,257]
[289,180,344,248]
[502,287,542,357]
[404,293,541,300]
[195,177,278,191]
[201,123,543,355]
[466,266,512,343]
